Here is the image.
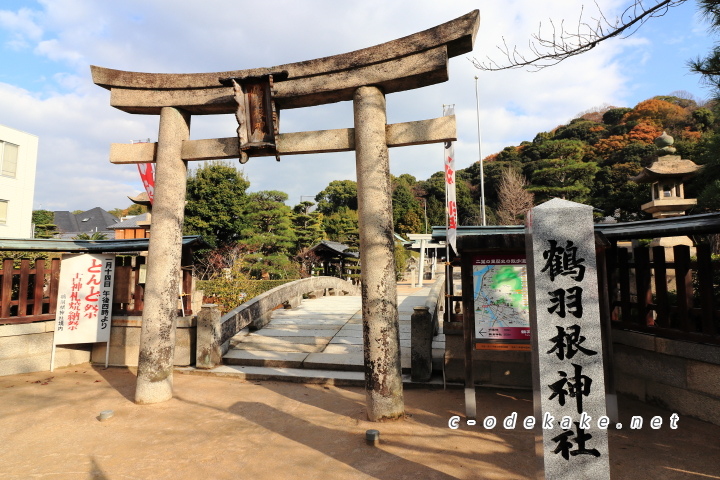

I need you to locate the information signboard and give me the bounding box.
[53,253,115,346]
[471,254,530,351]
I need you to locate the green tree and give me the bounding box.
[323,207,359,244]
[292,201,325,252]
[690,0,720,97]
[698,179,720,212]
[693,107,715,131]
[32,210,56,238]
[315,180,358,215]
[73,232,108,240]
[127,204,147,216]
[392,180,423,235]
[553,119,606,144]
[526,139,599,203]
[184,161,250,249]
[108,208,125,219]
[239,190,298,279]
[603,108,633,126]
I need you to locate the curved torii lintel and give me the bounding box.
[91,10,479,114]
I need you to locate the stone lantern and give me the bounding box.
[630,132,702,263]
[630,132,701,218]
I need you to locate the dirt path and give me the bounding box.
[1,366,718,479]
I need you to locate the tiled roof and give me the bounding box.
[53,207,119,234]
[108,213,149,229]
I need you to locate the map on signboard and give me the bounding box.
[472,256,530,341]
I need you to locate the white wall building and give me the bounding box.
[0,124,38,238]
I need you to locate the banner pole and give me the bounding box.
[50,342,56,372]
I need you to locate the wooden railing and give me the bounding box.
[0,255,193,325]
[0,258,61,324]
[606,243,720,345]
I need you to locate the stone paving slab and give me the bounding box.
[274,311,361,316]
[254,324,343,331]
[322,344,363,354]
[268,318,350,325]
[235,335,331,346]
[224,349,308,368]
[207,364,366,385]
[336,323,363,330]
[303,353,364,371]
[186,364,446,387]
[230,342,327,353]
[253,328,341,337]
[328,337,363,345]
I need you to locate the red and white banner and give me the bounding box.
[443,105,457,255]
[137,163,155,204]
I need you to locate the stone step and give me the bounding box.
[223,347,445,373]
[179,365,447,388]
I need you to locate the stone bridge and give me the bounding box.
[193,276,446,385]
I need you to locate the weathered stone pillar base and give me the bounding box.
[353,85,404,421]
[135,106,190,404]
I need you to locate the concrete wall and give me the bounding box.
[91,316,195,367]
[612,330,720,426]
[444,325,720,426]
[0,321,91,376]
[0,316,195,376]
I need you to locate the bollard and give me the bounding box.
[411,306,433,382]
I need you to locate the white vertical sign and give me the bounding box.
[443,105,457,255]
[54,254,115,345]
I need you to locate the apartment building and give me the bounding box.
[0,124,38,238]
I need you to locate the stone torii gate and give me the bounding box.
[92,10,479,421]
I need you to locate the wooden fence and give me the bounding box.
[606,243,720,345]
[0,257,61,324]
[0,255,193,325]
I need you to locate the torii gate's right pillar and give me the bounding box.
[354,86,404,421]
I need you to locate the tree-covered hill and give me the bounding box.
[457,93,720,223]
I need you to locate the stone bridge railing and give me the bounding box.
[410,274,445,381]
[195,276,360,369]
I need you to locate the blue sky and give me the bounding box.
[0,0,715,212]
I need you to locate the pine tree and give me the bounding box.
[184,161,250,249]
[240,190,298,279]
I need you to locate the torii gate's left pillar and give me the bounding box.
[135,107,190,404]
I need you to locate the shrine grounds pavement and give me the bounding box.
[1,364,720,479]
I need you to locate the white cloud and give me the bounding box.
[34,39,83,64]
[0,7,43,47]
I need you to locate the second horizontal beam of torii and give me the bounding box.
[110,115,455,164]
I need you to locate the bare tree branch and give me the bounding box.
[474,0,688,71]
[497,168,535,225]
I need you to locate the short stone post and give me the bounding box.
[135,106,190,404]
[526,198,611,479]
[411,306,433,382]
[354,85,404,421]
[196,304,222,369]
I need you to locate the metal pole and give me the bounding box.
[474,76,487,226]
